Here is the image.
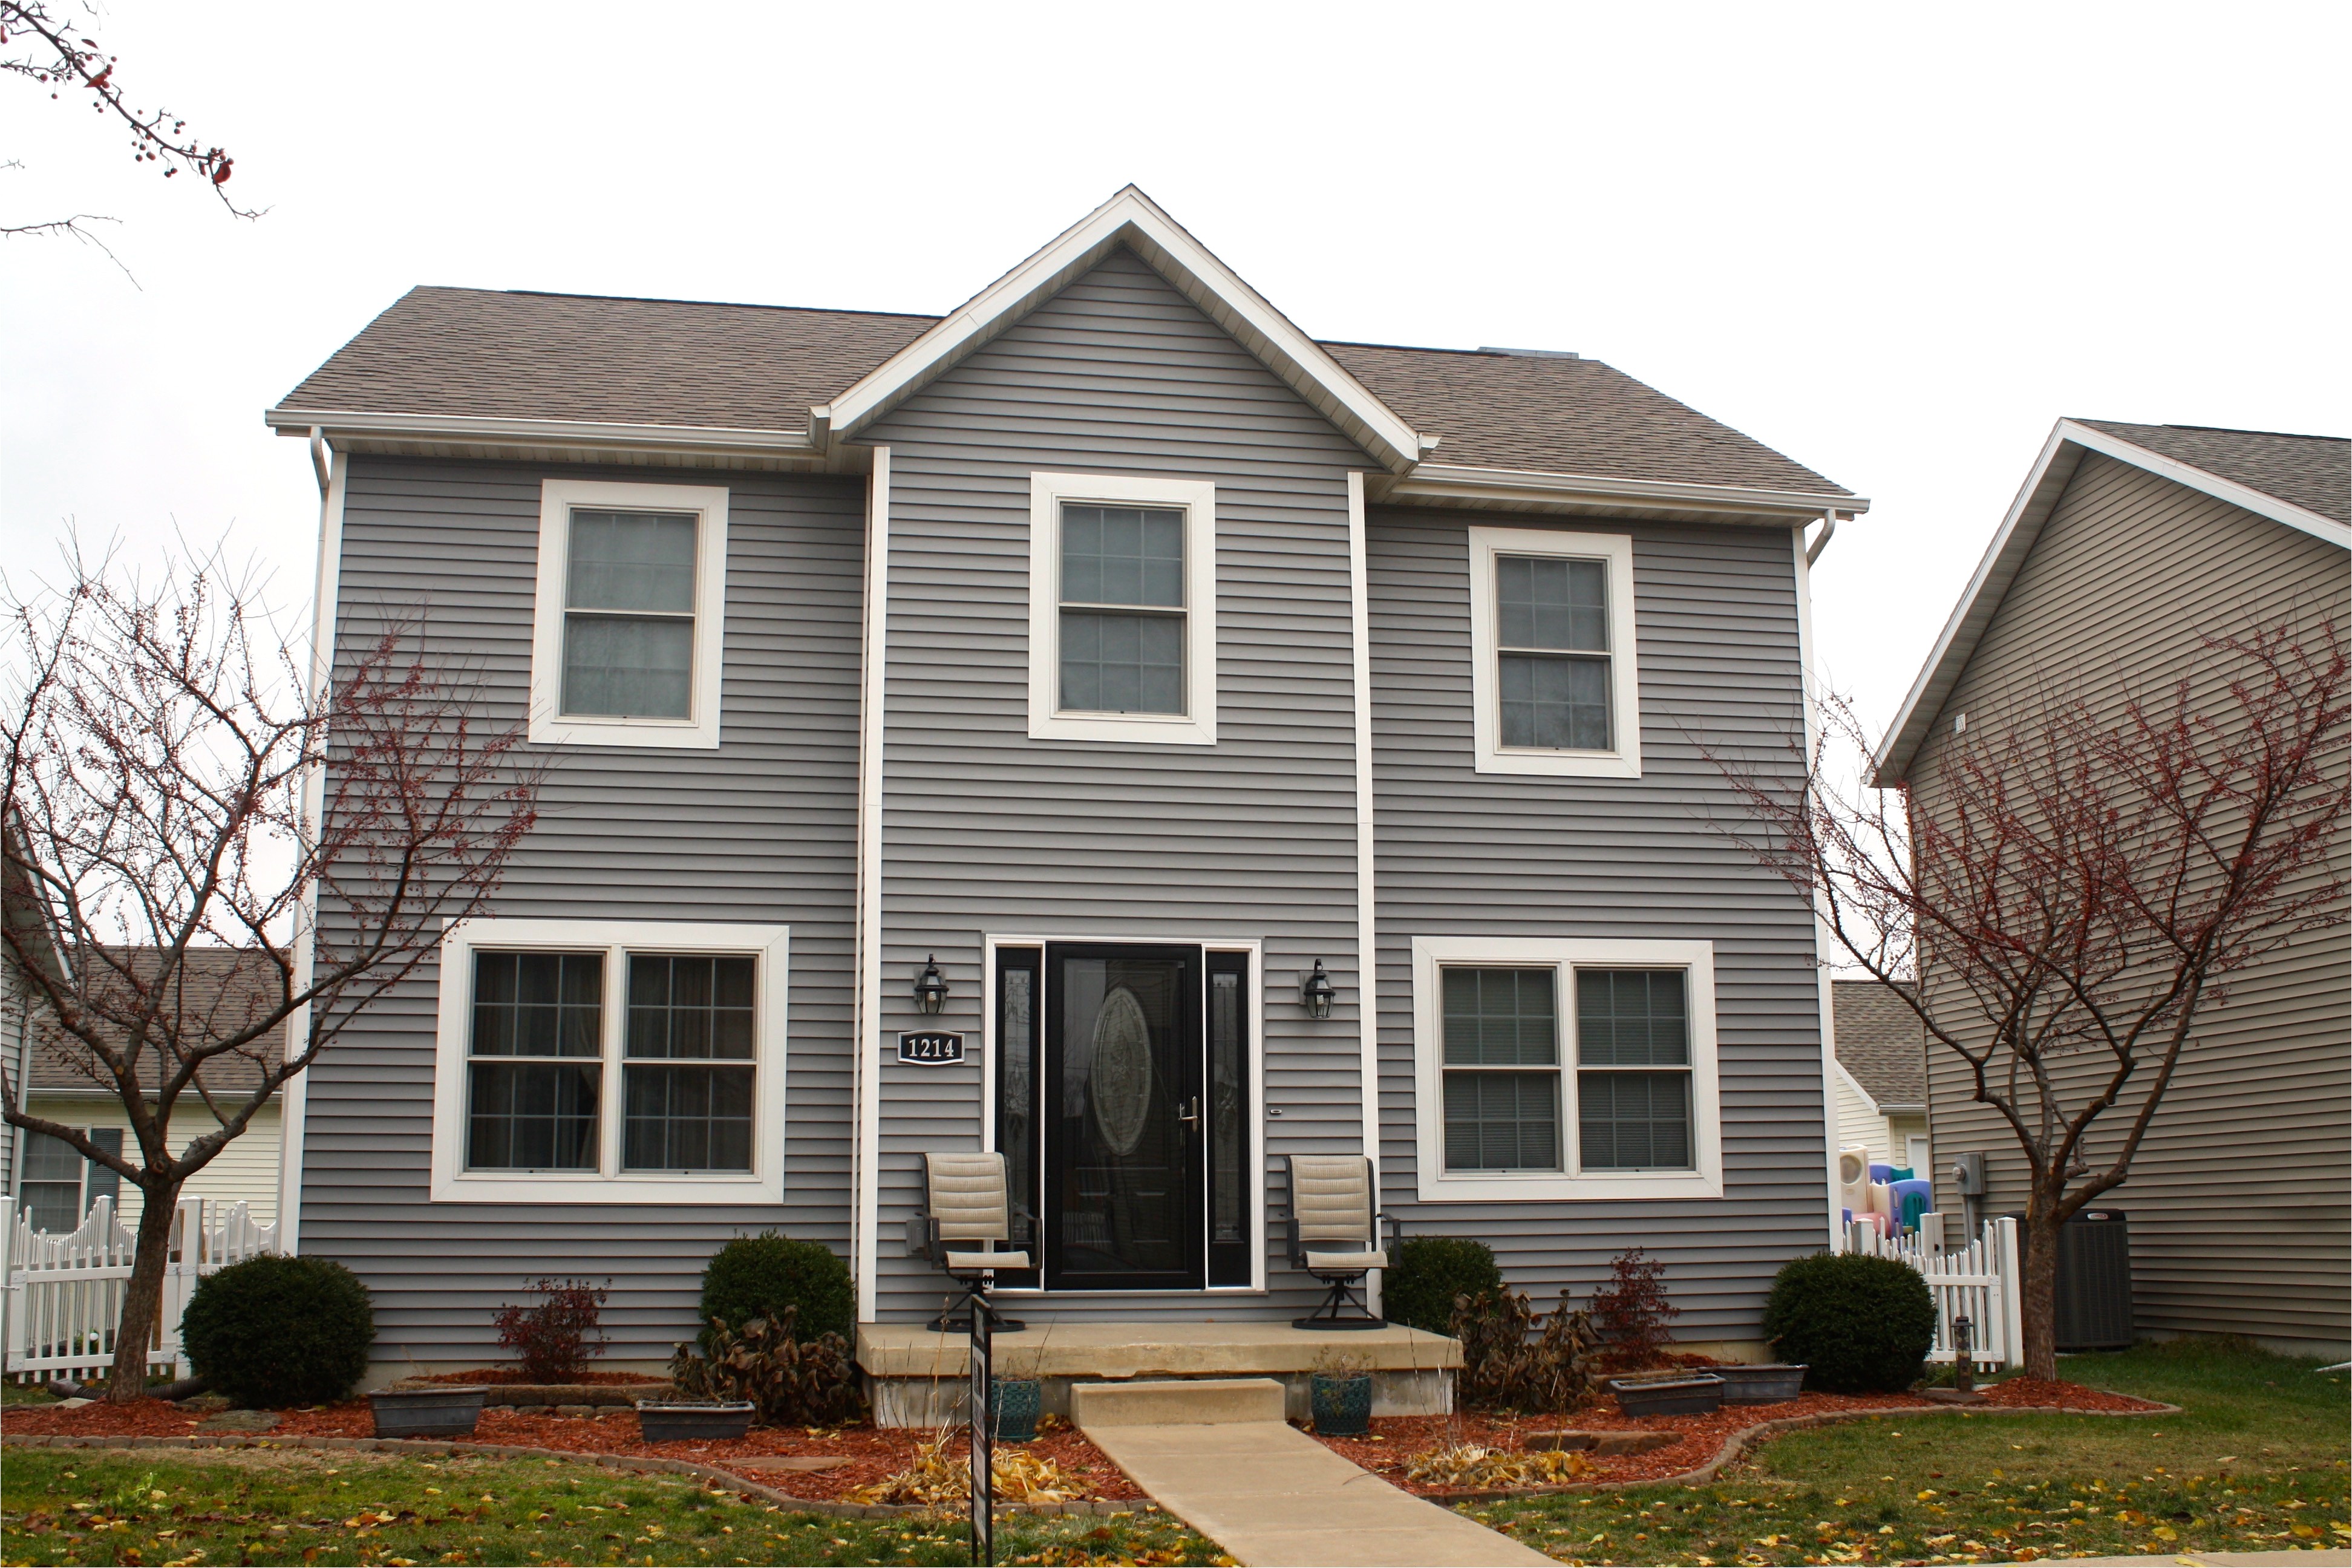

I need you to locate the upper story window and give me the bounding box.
[530,479,730,748]
[430,918,788,1204]
[1028,472,1217,745]
[1466,525,1641,777]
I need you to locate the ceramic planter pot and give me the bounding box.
[1714,1364,1808,1404]
[635,1400,756,1442]
[1310,1372,1373,1436]
[369,1386,486,1439]
[991,1377,1042,1442]
[1607,1372,1725,1418]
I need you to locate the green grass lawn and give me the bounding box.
[0,1448,1226,1567]
[1467,1339,2350,1565]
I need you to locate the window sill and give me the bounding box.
[1028,709,1216,746]
[429,1171,776,1205]
[1414,1168,1724,1203]
[1472,746,1641,779]
[527,712,721,750]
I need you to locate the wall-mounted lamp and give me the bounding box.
[1299,959,1335,1019]
[913,954,949,1015]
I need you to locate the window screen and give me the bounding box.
[1576,969,1694,1170]
[1439,967,1563,1172]
[467,952,603,1171]
[1495,553,1611,750]
[561,509,698,719]
[1059,504,1186,714]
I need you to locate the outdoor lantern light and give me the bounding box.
[1299,959,1336,1019]
[913,955,949,1015]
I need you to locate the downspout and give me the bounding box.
[1805,511,1838,566]
[1344,472,1382,1312]
[851,448,891,1324]
[1794,512,1843,1248]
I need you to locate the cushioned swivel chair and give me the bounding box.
[1284,1154,1391,1330]
[905,1151,1028,1333]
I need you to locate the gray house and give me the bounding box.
[269,188,1866,1388]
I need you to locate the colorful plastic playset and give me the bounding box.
[1837,1144,1935,1236]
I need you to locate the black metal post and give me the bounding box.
[969,1290,994,1567]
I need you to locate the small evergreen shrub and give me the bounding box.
[1763,1250,1938,1393]
[181,1254,375,1408]
[1382,1236,1504,1336]
[494,1277,609,1382]
[699,1233,854,1344]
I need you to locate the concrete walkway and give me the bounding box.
[1075,1379,1550,1568]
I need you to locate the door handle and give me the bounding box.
[1177,1096,1201,1128]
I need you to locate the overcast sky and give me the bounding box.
[2,2,2342,735]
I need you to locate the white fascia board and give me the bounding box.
[821,185,1424,474]
[1871,417,2348,788]
[1388,462,1869,522]
[266,407,820,459]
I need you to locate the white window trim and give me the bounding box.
[1466,524,1642,777]
[1027,472,1218,746]
[529,478,731,749]
[430,918,788,1204]
[1410,936,1721,1201]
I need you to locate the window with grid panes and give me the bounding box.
[1059,503,1186,714]
[1439,967,1562,1172]
[1575,969,1694,1169]
[623,954,756,1172]
[466,952,605,1169]
[560,509,699,719]
[1495,553,1612,751]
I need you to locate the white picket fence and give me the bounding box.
[2,1195,281,1382]
[1840,1213,2024,1369]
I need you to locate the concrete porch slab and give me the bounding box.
[856,1319,1461,1378]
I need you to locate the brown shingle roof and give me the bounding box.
[273,283,1852,495]
[1832,978,1927,1108]
[28,947,287,1101]
[2074,420,2348,525]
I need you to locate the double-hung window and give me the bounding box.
[19,1127,123,1234]
[530,479,730,748]
[1028,472,1217,745]
[1413,937,1720,1200]
[431,919,787,1203]
[1466,526,1641,777]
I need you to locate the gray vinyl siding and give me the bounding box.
[305,456,864,1366]
[1,961,22,1194]
[1366,508,1831,1340]
[1912,452,2350,1352]
[861,248,1373,1322]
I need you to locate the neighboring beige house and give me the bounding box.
[12,949,286,1235]
[1875,418,2350,1358]
[1830,978,1930,1174]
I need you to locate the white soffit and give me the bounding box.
[1872,417,2351,787]
[818,185,1426,474]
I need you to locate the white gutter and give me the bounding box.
[1344,472,1383,1311]
[1387,462,1869,522]
[266,407,822,460]
[851,448,891,1324]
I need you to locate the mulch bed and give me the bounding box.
[1310,1377,2167,1497]
[0,1400,1146,1504]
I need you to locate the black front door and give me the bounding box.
[1042,943,1204,1292]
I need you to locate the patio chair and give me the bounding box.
[1283,1154,1392,1330]
[904,1151,1028,1333]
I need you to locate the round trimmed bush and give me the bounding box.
[1383,1236,1505,1336]
[181,1253,374,1408]
[1763,1250,1938,1393]
[700,1233,854,1343]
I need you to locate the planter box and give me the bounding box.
[1607,1373,1724,1418]
[635,1400,756,1442]
[370,1387,486,1439]
[992,1377,1042,1443]
[1715,1364,1807,1405]
[1310,1373,1373,1437]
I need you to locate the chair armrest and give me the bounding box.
[903,1214,942,1262]
[1379,1212,1403,1254]
[1285,1210,1306,1269]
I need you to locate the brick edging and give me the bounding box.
[1423,1399,2188,1505]
[0,1433,1151,1520]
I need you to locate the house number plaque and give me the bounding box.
[897,1031,965,1065]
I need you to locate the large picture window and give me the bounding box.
[531,479,730,748]
[1028,472,1217,745]
[1411,937,1720,1200]
[431,920,787,1203]
[1466,525,1642,777]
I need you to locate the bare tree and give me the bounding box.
[1715,624,2346,1379]
[3,546,540,1402]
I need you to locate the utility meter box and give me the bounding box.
[1951,1151,1987,1196]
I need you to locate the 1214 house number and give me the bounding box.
[897,1031,965,1065]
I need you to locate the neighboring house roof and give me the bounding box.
[1831,978,1928,1112]
[27,947,287,1102]
[1874,416,2351,785]
[268,186,1858,514]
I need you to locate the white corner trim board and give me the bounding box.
[529,477,730,750]
[1410,935,1723,1202]
[1027,471,1218,746]
[427,918,789,1205]
[852,449,890,1324]
[1465,524,1642,779]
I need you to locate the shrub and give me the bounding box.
[1588,1247,1681,1370]
[670,1305,861,1426]
[1763,1250,1938,1393]
[181,1253,374,1408]
[494,1277,609,1382]
[1449,1285,1598,1413]
[1383,1236,1504,1337]
[699,1233,854,1344]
